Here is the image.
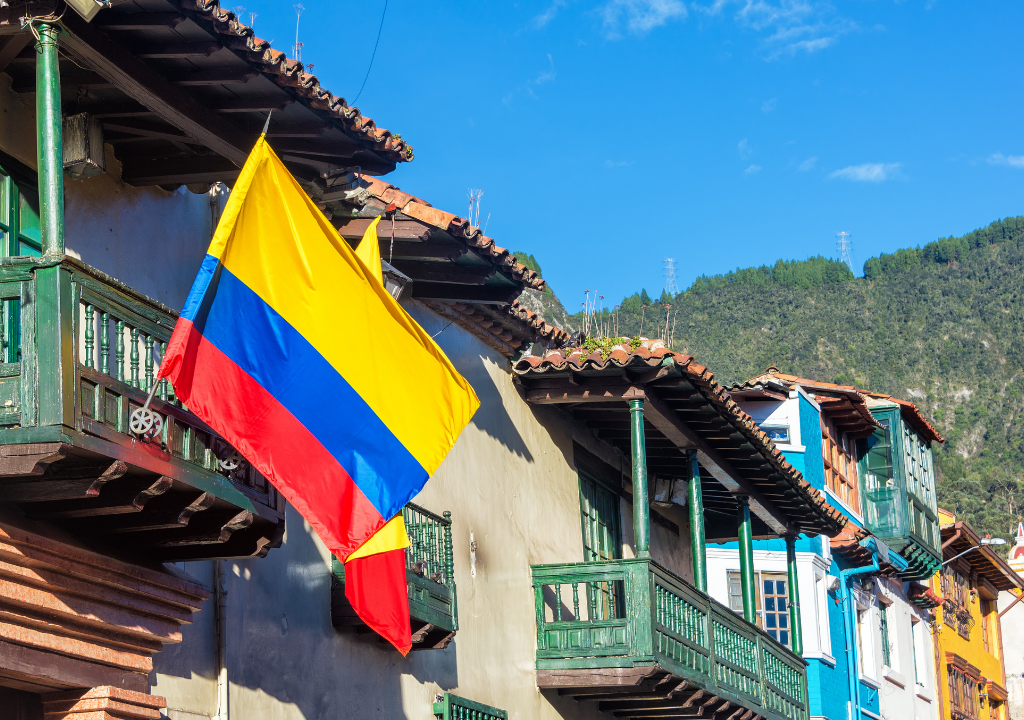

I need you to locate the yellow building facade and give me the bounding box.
[931,510,1022,720]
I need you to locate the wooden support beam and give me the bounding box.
[95,13,186,29]
[59,12,250,165]
[266,124,329,138]
[211,97,294,113]
[642,391,793,536]
[129,42,220,58]
[119,154,240,186]
[98,492,216,533]
[24,476,172,519]
[526,384,645,405]
[168,68,258,86]
[149,509,253,548]
[388,261,494,285]
[0,460,127,503]
[0,33,32,73]
[102,119,202,144]
[87,101,156,118]
[410,282,520,305]
[382,241,467,261]
[335,217,431,241]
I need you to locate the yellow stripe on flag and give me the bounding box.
[208,138,479,477]
[347,515,410,561]
[355,215,383,285]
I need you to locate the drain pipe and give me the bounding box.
[214,560,229,720]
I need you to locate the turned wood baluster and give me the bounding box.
[572,583,580,621]
[130,327,140,388]
[144,334,154,391]
[100,312,109,375]
[427,511,438,575]
[442,511,454,586]
[115,319,124,382]
[555,584,562,622]
[589,581,598,623]
[84,304,94,369]
[0,300,7,363]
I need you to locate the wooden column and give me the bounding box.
[628,398,650,558]
[689,453,707,592]
[737,496,757,624]
[786,535,803,655]
[35,21,63,256]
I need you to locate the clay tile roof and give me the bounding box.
[515,338,849,537]
[363,178,544,291]
[180,0,413,163]
[741,369,944,444]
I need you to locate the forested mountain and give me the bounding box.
[552,217,1024,539]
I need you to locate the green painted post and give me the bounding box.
[689,453,707,592]
[737,496,757,624]
[35,22,64,256]
[628,398,650,558]
[786,535,803,655]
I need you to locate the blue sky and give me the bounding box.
[238,1,1024,307]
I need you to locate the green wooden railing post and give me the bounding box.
[35,21,64,257]
[443,510,458,630]
[689,453,707,592]
[786,535,803,655]
[628,398,651,558]
[738,496,757,625]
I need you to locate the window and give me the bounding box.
[815,571,831,655]
[579,470,621,564]
[726,570,792,648]
[762,573,791,648]
[941,565,973,640]
[948,667,980,720]
[579,469,622,619]
[911,617,920,683]
[858,418,904,538]
[856,601,877,679]
[0,170,40,364]
[880,601,893,668]
[763,426,790,443]
[822,416,860,512]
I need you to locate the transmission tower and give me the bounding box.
[663,258,678,296]
[836,232,854,273]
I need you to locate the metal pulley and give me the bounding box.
[218,448,244,472]
[129,406,163,438]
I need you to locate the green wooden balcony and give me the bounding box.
[532,559,809,720]
[0,255,284,561]
[332,502,457,650]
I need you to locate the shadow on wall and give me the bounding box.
[153,504,459,719]
[406,302,534,464]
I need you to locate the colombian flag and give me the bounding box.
[158,136,479,653]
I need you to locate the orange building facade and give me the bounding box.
[931,510,1022,720]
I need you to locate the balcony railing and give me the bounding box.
[532,559,808,720]
[332,502,457,650]
[0,255,283,561]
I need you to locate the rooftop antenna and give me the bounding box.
[836,232,854,273]
[292,4,305,61]
[663,258,678,296]
[467,189,484,227]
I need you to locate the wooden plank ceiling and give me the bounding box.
[0,0,411,188]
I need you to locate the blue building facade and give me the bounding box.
[706,372,941,720]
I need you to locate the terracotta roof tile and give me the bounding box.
[516,338,849,537]
[421,299,570,359]
[364,178,544,290]
[179,0,413,164]
[742,369,944,444]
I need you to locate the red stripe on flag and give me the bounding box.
[344,549,412,655]
[162,319,386,558]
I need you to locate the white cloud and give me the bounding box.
[987,153,1024,169]
[693,0,857,59]
[738,138,753,159]
[797,156,817,172]
[761,98,777,113]
[534,54,556,84]
[745,164,762,174]
[605,159,634,168]
[828,162,901,182]
[601,0,687,36]
[531,0,568,29]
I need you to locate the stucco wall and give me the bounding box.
[152,300,699,720]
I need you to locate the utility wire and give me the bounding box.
[351,0,388,106]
